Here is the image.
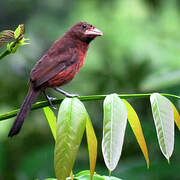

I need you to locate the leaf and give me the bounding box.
[102,94,127,172]
[11,45,18,53]
[0,30,14,39]
[123,99,149,168]
[7,42,14,52]
[102,176,122,180]
[150,93,174,161]
[19,24,25,34]
[86,116,97,180]
[43,106,74,178]
[6,37,30,54]
[0,30,14,47]
[54,98,87,180]
[18,37,30,46]
[74,170,122,180]
[43,107,56,140]
[171,103,180,130]
[14,25,21,39]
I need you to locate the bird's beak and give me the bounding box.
[85,27,103,36]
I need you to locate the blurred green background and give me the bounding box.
[0,0,180,179]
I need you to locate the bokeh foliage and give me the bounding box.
[0,0,180,179]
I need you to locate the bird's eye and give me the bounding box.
[82,24,87,29]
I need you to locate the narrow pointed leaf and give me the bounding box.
[54,98,87,180]
[14,25,21,39]
[150,93,174,161]
[43,107,56,140]
[86,116,97,180]
[171,103,180,130]
[43,106,73,177]
[123,99,149,168]
[102,94,127,171]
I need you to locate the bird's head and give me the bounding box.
[67,22,103,44]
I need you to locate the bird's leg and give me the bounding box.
[43,91,57,110]
[54,88,79,98]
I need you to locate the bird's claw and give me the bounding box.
[43,91,57,110]
[48,97,57,110]
[49,97,57,101]
[50,105,56,110]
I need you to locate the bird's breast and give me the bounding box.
[46,43,88,87]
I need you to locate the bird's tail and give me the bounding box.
[8,87,40,137]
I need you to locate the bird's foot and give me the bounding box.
[54,88,79,98]
[47,96,57,110]
[43,91,57,110]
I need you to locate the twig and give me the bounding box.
[0,93,179,121]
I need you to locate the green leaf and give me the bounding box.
[11,45,18,53]
[102,94,127,172]
[74,170,122,180]
[43,107,56,140]
[14,27,20,40]
[18,37,30,46]
[7,42,13,52]
[123,99,149,168]
[54,98,87,180]
[14,25,21,39]
[86,116,97,179]
[150,93,174,161]
[6,41,17,53]
[6,38,30,54]
[102,176,122,180]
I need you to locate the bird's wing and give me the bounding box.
[30,46,77,88]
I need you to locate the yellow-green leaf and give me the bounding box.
[123,99,149,168]
[171,103,180,130]
[43,106,74,178]
[54,98,87,180]
[43,107,56,140]
[86,116,97,180]
[18,37,30,46]
[14,25,21,39]
[7,42,13,52]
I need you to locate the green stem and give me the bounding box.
[0,93,179,121]
[0,41,16,60]
[0,49,11,59]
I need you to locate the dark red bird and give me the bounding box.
[8,22,103,137]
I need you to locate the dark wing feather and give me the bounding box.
[30,46,77,88]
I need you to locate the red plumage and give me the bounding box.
[8,22,103,137]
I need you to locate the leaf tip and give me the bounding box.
[70,171,73,180]
[146,162,150,169]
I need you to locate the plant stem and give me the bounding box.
[0,93,179,121]
[0,41,16,60]
[0,49,11,60]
